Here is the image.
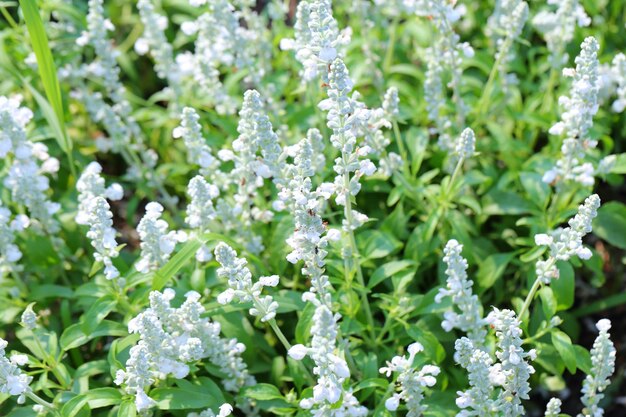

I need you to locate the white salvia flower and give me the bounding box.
[214,243,279,322]
[0,96,60,233]
[383,87,400,119]
[578,319,616,417]
[0,202,28,277]
[188,403,234,417]
[76,162,123,225]
[185,175,219,261]
[136,202,186,273]
[544,398,562,417]
[84,196,121,281]
[454,127,476,162]
[136,0,181,95]
[534,194,600,284]
[281,0,350,83]
[454,337,499,416]
[610,53,626,112]
[435,239,487,344]
[20,304,37,330]
[487,0,528,94]
[545,37,602,186]
[380,342,440,417]
[174,108,216,171]
[486,308,536,417]
[421,0,471,150]
[533,0,590,68]
[117,290,254,412]
[0,338,33,404]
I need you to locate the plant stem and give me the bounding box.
[383,17,400,73]
[445,157,464,197]
[341,160,376,342]
[393,121,411,177]
[518,258,555,320]
[26,391,59,415]
[269,319,291,351]
[476,40,509,119]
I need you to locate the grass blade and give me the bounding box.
[19,0,75,174]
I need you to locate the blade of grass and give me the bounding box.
[19,0,76,177]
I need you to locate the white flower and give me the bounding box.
[544,37,602,186]
[136,202,185,273]
[117,290,254,412]
[534,194,600,284]
[436,240,487,344]
[0,338,32,404]
[545,398,562,417]
[288,344,309,360]
[214,243,279,322]
[380,343,440,417]
[20,304,37,330]
[578,319,616,417]
[84,197,121,281]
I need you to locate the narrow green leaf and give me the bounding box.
[241,383,284,401]
[152,238,202,290]
[19,0,72,155]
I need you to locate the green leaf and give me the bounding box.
[241,383,284,401]
[520,172,550,208]
[551,330,577,374]
[151,387,219,410]
[368,260,415,289]
[552,262,574,310]
[152,238,202,290]
[85,388,122,408]
[361,231,402,259]
[117,399,137,417]
[61,320,127,351]
[19,0,72,156]
[574,344,592,374]
[81,295,118,334]
[539,287,556,319]
[476,252,514,291]
[295,302,316,344]
[61,394,88,417]
[593,202,626,249]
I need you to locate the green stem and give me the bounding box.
[518,258,555,321]
[383,17,400,73]
[541,67,559,113]
[476,41,509,119]
[393,121,411,177]
[269,319,291,351]
[445,157,464,198]
[26,392,58,415]
[342,160,376,342]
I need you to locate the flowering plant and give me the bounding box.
[0,1,625,416]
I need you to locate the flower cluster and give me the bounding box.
[579,319,616,417]
[280,0,351,82]
[173,108,217,173]
[534,193,600,284]
[0,201,29,277]
[421,0,473,151]
[435,239,486,344]
[533,0,591,68]
[76,162,123,225]
[115,289,254,412]
[84,196,121,281]
[544,37,602,186]
[136,202,187,273]
[0,338,32,404]
[610,53,626,113]
[544,398,562,417]
[487,0,529,93]
[136,0,181,96]
[214,243,279,322]
[485,308,536,416]
[0,96,60,233]
[185,175,219,261]
[380,342,440,417]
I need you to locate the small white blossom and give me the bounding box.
[174,108,217,171]
[117,290,254,412]
[545,37,602,186]
[214,243,279,322]
[20,304,37,330]
[436,239,487,344]
[0,338,32,404]
[534,194,600,284]
[0,202,29,277]
[533,0,590,68]
[76,162,123,225]
[578,319,616,417]
[545,398,562,417]
[380,342,440,417]
[136,202,186,273]
[84,196,121,281]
